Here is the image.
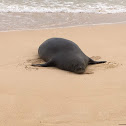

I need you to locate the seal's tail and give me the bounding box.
[88,58,106,65]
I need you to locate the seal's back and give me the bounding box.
[38,38,86,62]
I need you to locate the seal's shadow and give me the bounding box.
[25,56,119,74]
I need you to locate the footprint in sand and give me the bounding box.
[16,57,44,71]
[25,58,45,70]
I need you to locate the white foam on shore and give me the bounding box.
[0,2,126,14]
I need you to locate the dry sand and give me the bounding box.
[0,23,126,126]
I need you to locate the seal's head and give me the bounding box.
[64,57,86,74]
[74,64,85,74]
[70,62,85,74]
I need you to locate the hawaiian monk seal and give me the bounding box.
[32,38,106,74]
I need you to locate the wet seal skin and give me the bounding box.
[32,38,106,74]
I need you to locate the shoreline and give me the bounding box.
[1,12,126,32]
[1,20,126,33]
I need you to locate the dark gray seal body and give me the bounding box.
[32,38,106,74]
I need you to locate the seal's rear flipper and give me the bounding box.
[88,58,106,65]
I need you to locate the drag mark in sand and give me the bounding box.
[20,56,119,73]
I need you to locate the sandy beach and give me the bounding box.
[0,23,126,126]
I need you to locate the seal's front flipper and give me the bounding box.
[32,64,46,67]
[88,58,106,65]
[32,59,55,67]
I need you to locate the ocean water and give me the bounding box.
[0,0,126,31]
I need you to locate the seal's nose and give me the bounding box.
[79,66,82,69]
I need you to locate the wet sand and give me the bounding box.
[1,12,126,31]
[0,23,126,126]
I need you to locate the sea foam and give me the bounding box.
[0,2,126,14]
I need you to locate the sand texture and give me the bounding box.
[0,23,126,126]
